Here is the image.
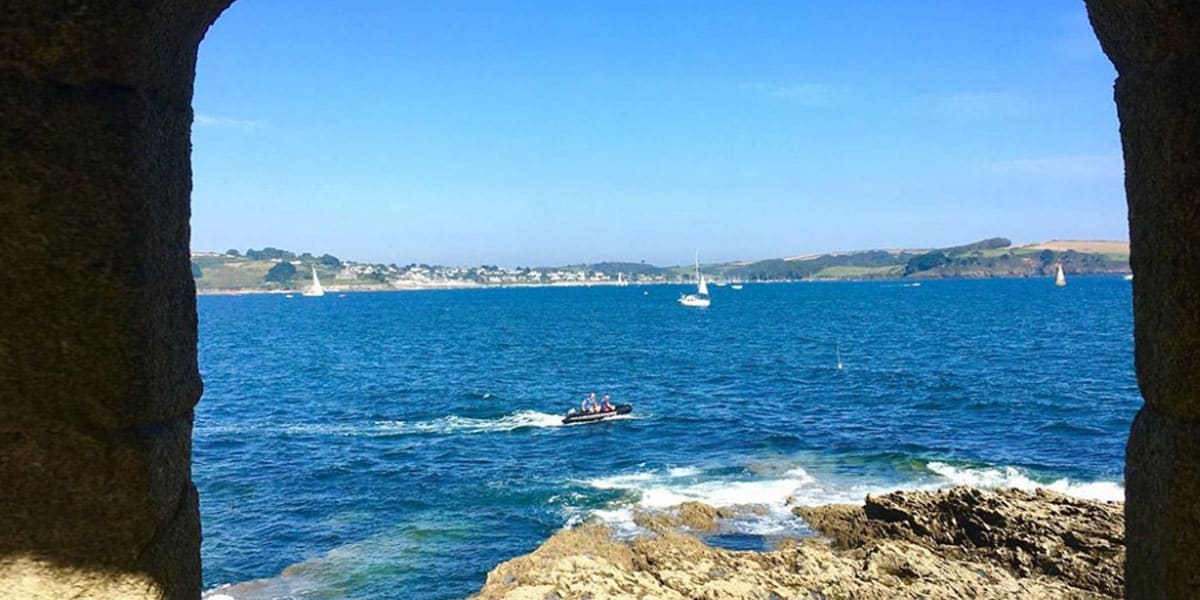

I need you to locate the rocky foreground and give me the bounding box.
[473,487,1124,599]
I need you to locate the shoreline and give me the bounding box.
[195,272,1134,297]
[200,485,1126,600]
[194,280,654,296]
[471,486,1125,599]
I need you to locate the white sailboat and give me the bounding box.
[1054,264,1067,287]
[616,272,630,287]
[678,254,711,308]
[303,265,326,297]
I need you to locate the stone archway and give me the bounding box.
[1088,2,1200,597]
[1,2,233,598]
[0,1,1196,598]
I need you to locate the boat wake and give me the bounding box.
[373,410,564,435]
[197,410,565,438]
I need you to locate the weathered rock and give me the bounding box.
[799,487,1124,597]
[632,501,755,534]
[677,501,720,532]
[475,488,1123,599]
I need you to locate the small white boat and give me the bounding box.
[1054,264,1067,287]
[616,272,630,287]
[679,254,711,308]
[1123,274,1134,281]
[731,283,744,290]
[303,265,326,297]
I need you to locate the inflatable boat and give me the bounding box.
[562,404,632,425]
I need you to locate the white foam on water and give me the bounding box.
[398,410,564,434]
[667,466,700,478]
[569,458,1125,541]
[573,465,875,538]
[254,410,566,438]
[585,471,658,490]
[634,468,816,509]
[200,409,567,438]
[926,461,1124,502]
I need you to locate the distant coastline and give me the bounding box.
[192,237,1131,295]
[194,279,652,296]
[195,272,1131,297]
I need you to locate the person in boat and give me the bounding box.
[582,392,599,414]
[601,394,615,412]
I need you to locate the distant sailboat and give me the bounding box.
[678,254,711,308]
[616,272,630,287]
[836,344,844,370]
[303,265,326,297]
[1054,264,1067,287]
[1123,273,1134,281]
[731,283,743,290]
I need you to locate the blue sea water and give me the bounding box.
[196,278,1138,599]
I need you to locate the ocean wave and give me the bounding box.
[570,464,891,539]
[569,457,1125,541]
[926,461,1124,502]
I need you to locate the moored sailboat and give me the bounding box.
[1054,264,1066,287]
[303,265,326,297]
[679,254,711,307]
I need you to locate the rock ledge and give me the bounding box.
[473,487,1123,599]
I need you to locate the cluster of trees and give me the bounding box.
[903,251,951,276]
[582,261,666,277]
[904,238,1011,276]
[226,247,341,268]
[729,250,912,281]
[264,261,297,282]
[215,247,342,284]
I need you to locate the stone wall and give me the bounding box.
[1087,1,1200,597]
[0,2,231,598]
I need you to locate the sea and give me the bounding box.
[196,277,1137,599]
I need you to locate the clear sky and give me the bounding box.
[192,1,1123,266]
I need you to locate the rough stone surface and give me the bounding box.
[1123,406,1200,598]
[473,488,1123,599]
[0,2,230,598]
[677,501,721,532]
[1087,1,1200,597]
[796,487,1125,597]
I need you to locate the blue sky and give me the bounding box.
[192,1,1123,266]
